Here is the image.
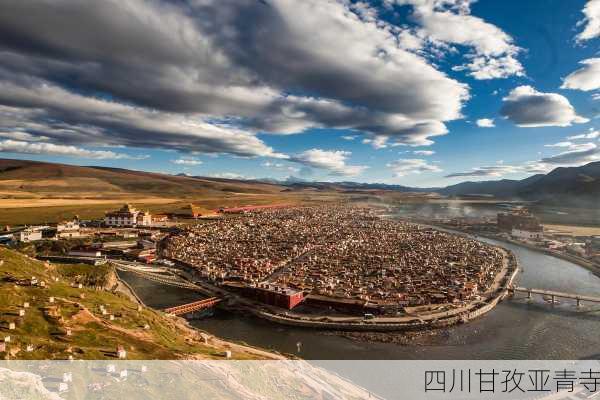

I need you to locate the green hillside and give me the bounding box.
[0,247,270,360]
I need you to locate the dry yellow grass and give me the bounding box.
[544,224,600,236]
[0,197,179,208]
[0,192,340,225]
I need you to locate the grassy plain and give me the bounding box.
[0,192,361,226]
[544,224,600,236]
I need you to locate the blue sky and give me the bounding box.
[0,0,598,187]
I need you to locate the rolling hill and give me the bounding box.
[1,158,599,207]
[0,159,286,199]
[0,247,275,360]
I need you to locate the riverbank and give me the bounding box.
[113,268,146,306]
[409,218,600,279]
[120,233,600,360]
[111,266,287,360]
[244,259,517,332]
[168,264,516,333]
[146,232,519,333]
[487,235,600,278]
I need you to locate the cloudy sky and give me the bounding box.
[0,0,599,186]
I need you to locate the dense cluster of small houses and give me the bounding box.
[163,206,506,308]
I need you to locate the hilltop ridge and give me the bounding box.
[1,158,599,208]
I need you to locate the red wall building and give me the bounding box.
[247,284,305,309]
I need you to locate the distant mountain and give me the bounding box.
[437,174,546,198]
[255,177,430,193]
[436,162,600,206]
[261,162,600,206]
[516,162,600,206]
[1,158,599,206]
[437,179,522,197]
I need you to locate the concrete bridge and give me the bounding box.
[164,297,222,316]
[509,286,600,307]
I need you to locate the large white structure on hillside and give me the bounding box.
[105,204,152,227]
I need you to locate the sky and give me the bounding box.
[0,0,599,187]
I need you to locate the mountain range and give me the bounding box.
[256,162,600,207]
[0,158,599,206]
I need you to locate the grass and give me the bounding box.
[0,246,271,360]
[544,224,600,236]
[55,263,114,288]
[0,192,342,226]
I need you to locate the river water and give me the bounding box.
[119,214,600,360]
[120,236,600,360]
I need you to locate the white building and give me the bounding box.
[17,228,42,242]
[136,211,152,226]
[57,219,86,239]
[511,228,543,241]
[57,219,79,233]
[105,204,152,227]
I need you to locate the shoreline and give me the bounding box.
[113,268,147,306]
[128,218,520,333]
[407,218,600,279]
[238,254,518,332]
[483,235,600,279]
[125,254,517,333]
[112,267,289,360]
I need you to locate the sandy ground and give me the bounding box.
[0,198,179,208]
[545,224,600,236]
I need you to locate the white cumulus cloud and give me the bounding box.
[0,139,144,160]
[562,58,600,91]
[445,162,550,178]
[500,86,589,127]
[208,172,254,180]
[476,118,495,128]
[387,158,442,177]
[291,149,368,176]
[541,142,600,165]
[0,82,286,159]
[568,129,600,140]
[413,150,436,156]
[0,0,474,151]
[544,141,574,148]
[576,0,600,42]
[172,157,203,166]
[394,0,524,79]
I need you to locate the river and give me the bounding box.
[119,234,600,360]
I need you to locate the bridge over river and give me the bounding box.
[164,297,222,316]
[509,286,600,306]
